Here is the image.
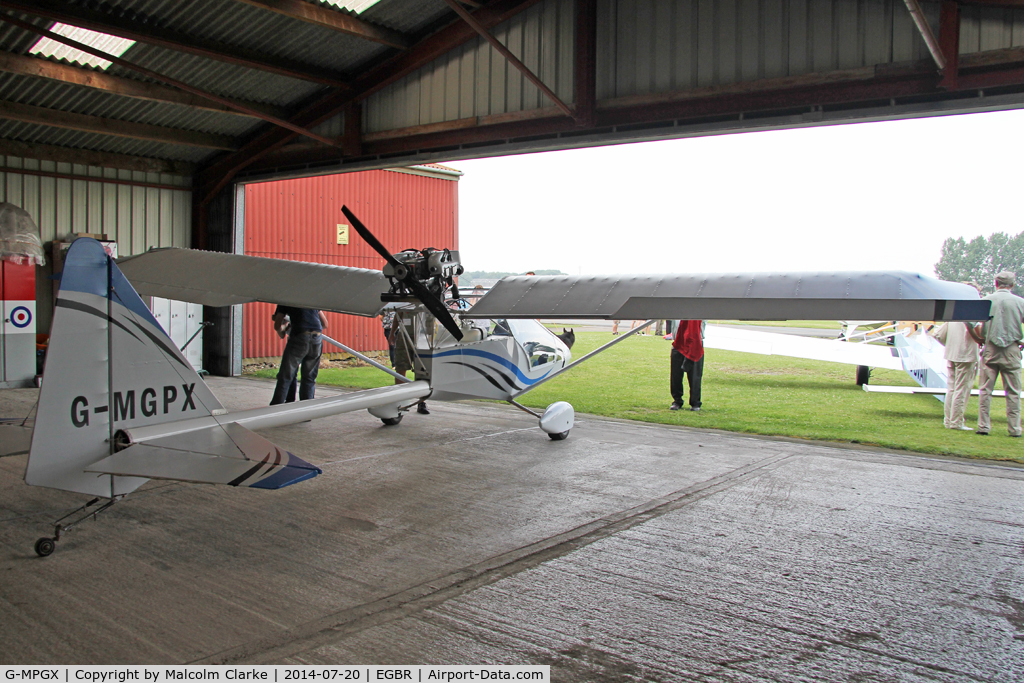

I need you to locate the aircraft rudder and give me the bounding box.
[26,239,222,497]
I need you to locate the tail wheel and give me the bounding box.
[34,537,56,557]
[856,365,871,386]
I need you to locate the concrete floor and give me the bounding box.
[1,377,1023,680]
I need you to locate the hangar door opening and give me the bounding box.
[242,165,460,364]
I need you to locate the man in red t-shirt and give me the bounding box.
[670,320,705,411]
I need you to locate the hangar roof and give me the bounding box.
[2,0,1024,209]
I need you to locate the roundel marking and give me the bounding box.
[10,306,32,328]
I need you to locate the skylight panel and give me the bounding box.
[322,0,383,14]
[29,23,135,70]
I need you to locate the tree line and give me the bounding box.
[935,231,1024,293]
[462,269,564,279]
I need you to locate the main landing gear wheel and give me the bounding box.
[549,430,570,441]
[856,365,871,386]
[34,537,56,557]
[381,415,403,426]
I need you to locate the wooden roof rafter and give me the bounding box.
[0,51,291,120]
[0,100,239,150]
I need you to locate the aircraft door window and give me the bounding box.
[506,320,562,368]
[526,342,558,367]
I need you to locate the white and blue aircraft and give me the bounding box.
[20,206,989,556]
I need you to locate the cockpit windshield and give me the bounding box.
[488,319,566,368]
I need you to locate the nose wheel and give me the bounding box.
[539,402,574,440]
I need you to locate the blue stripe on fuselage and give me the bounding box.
[423,348,550,385]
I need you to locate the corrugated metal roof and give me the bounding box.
[3,0,1024,183]
[109,45,325,107]
[0,0,457,170]
[0,73,257,136]
[359,0,452,33]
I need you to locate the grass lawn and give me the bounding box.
[248,331,1024,463]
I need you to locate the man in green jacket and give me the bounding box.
[975,271,1024,436]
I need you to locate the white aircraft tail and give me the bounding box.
[892,331,949,399]
[26,238,226,497]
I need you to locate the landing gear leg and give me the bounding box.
[35,496,119,557]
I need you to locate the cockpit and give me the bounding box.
[430,312,571,370]
[481,318,568,368]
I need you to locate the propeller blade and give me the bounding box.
[342,205,400,269]
[407,277,464,341]
[344,204,463,341]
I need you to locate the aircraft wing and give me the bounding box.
[117,248,389,316]
[465,271,988,322]
[702,325,905,370]
[863,385,1005,397]
[85,422,321,489]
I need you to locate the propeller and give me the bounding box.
[342,205,464,341]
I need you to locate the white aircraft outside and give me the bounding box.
[17,206,989,556]
[700,320,1001,401]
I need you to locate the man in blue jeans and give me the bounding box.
[270,306,328,405]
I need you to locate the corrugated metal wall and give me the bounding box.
[0,156,191,333]
[356,0,1024,137]
[597,0,937,97]
[243,169,459,360]
[363,0,575,134]
[960,5,1024,55]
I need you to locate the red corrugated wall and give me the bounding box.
[243,169,459,360]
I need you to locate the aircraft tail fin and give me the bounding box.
[26,238,225,497]
[893,331,949,401]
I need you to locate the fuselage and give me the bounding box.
[419,318,572,402]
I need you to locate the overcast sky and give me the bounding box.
[451,108,1024,278]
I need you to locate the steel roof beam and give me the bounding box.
[440,0,574,120]
[0,100,238,150]
[4,0,351,88]
[245,51,1024,170]
[231,0,409,49]
[574,0,597,128]
[938,1,961,90]
[0,52,290,120]
[0,138,195,175]
[902,0,946,71]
